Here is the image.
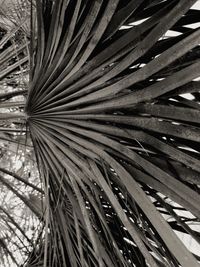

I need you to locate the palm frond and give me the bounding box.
[24,1,200,267]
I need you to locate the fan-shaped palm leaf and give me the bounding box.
[2,0,200,266]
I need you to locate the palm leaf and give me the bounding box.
[1,0,200,266]
[24,1,200,266]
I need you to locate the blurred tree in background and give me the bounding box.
[0,1,42,266]
[0,1,200,266]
